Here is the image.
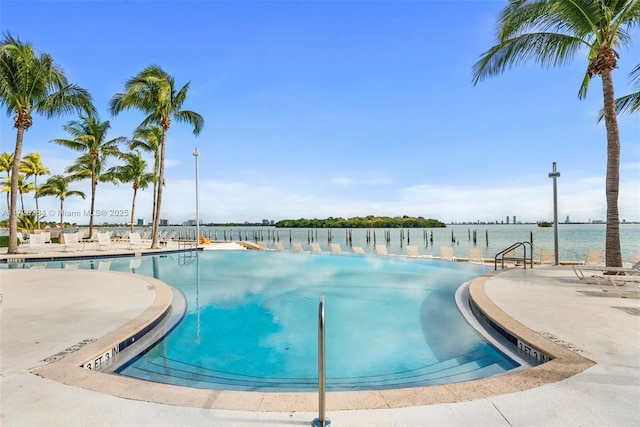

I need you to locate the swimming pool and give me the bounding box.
[100,250,520,392]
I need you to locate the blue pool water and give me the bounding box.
[108,250,519,391]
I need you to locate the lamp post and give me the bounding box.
[193,147,200,243]
[548,162,561,265]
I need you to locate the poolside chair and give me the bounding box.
[572,262,640,284]
[375,244,388,256]
[330,243,341,254]
[539,249,555,265]
[96,232,113,251]
[40,231,51,244]
[199,235,212,245]
[468,247,483,263]
[352,246,366,254]
[62,232,82,252]
[257,241,268,250]
[310,242,321,254]
[583,250,604,265]
[590,273,640,298]
[274,241,285,252]
[27,233,46,253]
[406,245,419,258]
[127,232,144,250]
[291,242,304,253]
[440,246,455,261]
[632,252,640,264]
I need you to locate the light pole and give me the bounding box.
[193,147,200,243]
[548,162,561,265]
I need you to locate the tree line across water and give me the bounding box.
[275,216,446,229]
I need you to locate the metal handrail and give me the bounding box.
[494,241,533,270]
[313,295,331,427]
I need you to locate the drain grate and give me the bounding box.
[537,332,583,353]
[41,338,96,363]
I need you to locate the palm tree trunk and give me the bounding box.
[151,152,159,227]
[8,127,24,254]
[34,175,40,229]
[130,186,137,232]
[601,69,622,268]
[5,173,10,215]
[89,159,97,237]
[59,197,64,230]
[152,130,167,249]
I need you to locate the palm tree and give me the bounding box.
[109,151,154,232]
[130,125,162,227]
[51,114,125,237]
[64,153,119,230]
[0,152,13,214]
[472,0,639,268]
[2,174,34,213]
[0,33,94,254]
[20,152,50,229]
[109,65,204,248]
[38,174,85,230]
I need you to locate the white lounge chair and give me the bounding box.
[291,242,304,253]
[406,245,419,258]
[590,271,640,298]
[440,246,455,261]
[274,242,285,252]
[62,232,82,252]
[40,231,51,244]
[330,243,341,254]
[352,246,366,254]
[539,249,555,265]
[310,242,321,254]
[375,244,388,256]
[127,232,144,250]
[257,241,268,250]
[96,232,113,251]
[468,247,483,263]
[27,233,46,253]
[583,249,604,265]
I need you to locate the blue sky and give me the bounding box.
[2,0,639,224]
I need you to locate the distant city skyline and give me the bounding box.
[2,1,639,225]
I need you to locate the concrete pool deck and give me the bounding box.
[1,249,639,426]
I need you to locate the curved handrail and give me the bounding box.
[495,241,533,270]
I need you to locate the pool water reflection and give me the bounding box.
[114,250,519,391]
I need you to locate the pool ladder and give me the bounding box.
[494,241,533,270]
[313,295,331,427]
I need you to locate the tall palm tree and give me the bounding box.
[130,125,162,227]
[0,152,13,214]
[51,114,125,236]
[109,151,154,232]
[109,65,204,248]
[0,33,94,254]
[64,153,119,231]
[2,174,34,213]
[38,174,86,230]
[472,0,639,268]
[20,152,50,229]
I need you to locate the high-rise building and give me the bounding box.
[506,216,509,224]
